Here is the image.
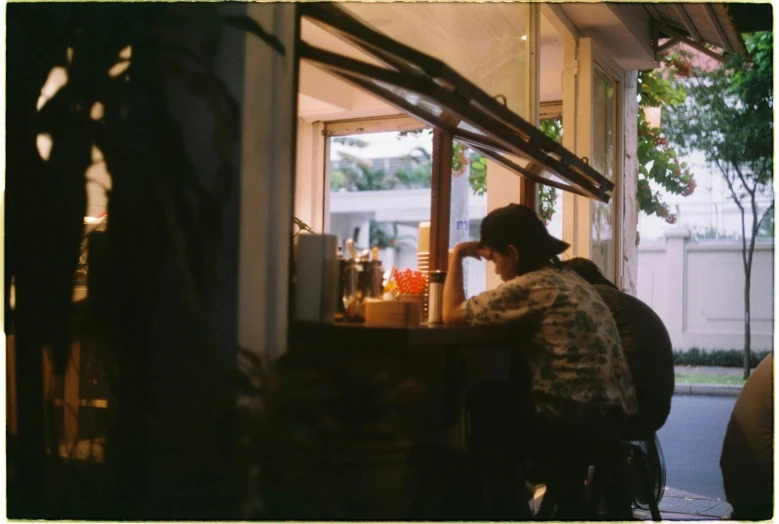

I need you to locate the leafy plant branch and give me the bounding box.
[637,51,697,224]
[661,32,773,379]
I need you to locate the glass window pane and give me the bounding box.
[301,18,386,68]
[343,3,531,117]
[539,117,564,238]
[303,3,613,203]
[369,78,445,119]
[449,143,488,298]
[591,68,616,281]
[328,130,432,274]
[462,144,583,197]
[457,121,488,137]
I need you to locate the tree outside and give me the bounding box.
[637,51,698,224]
[662,32,774,379]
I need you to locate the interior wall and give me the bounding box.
[344,2,531,108]
[539,13,563,103]
[237,3,298,361]
[85,159,111,217]
[484,3,534,290]
[294,119,326,233]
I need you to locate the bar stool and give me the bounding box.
[534,437,634,520]
[625,431,663,522]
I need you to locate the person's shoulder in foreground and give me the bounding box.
[720,352,773,520]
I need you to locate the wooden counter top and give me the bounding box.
[289,321,522,352]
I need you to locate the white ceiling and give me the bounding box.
[540,11,564,103]
[343,2,529,90]
[298,4,631,122]
[557,4,656,70]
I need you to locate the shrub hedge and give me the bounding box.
[673,348,772,368]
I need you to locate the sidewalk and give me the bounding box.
[642,366,743,518]
[634,487,732,520]
[674,366,747,398]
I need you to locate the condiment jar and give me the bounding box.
[427,270,446,324]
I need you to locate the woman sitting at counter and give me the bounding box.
[442,204,637,459]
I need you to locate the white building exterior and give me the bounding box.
[638,150,774,242]
[637,229,773,351]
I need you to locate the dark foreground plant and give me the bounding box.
[6,3,283,518]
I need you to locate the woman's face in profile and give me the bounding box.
[483,246,518,282]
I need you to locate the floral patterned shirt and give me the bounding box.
[463,266,638,425]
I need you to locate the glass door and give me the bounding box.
[567,36,622,283]
[590,66,619,281]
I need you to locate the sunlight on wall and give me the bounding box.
[36,133,53,161]
[86,145,112,217]
[90,102,104,121]
[108,45,132,77]
[37,66,68,111]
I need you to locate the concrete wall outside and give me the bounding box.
[637,228,774,351]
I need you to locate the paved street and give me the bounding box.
[658,395,737,501]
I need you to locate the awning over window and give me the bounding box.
[644,3,747,61]
[297,3,614,204]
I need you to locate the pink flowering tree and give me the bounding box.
[637,51,697,224]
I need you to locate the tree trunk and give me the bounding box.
[742,191,765,380]
[743,270,752,380]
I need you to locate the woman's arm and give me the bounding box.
[442,241,484,324]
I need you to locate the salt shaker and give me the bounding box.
[427,270,446,324]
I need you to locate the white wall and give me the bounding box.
[637,228,774,351]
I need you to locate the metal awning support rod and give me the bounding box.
[300,42,611,201]
[298,2,615,203]
[464,143,588,198]
[300,3,610,192]
[672,4,702,42]
[653,22,727,63]
[703,3,732,52]
[656,37,680,54]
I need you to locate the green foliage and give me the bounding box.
[674,374,745,386]
[673,348,771,368]
[537,117,563,224]
[690,225,738,240]
[637,51,696,223]
[539,117,562,143]
[468,154,488,196]
[330,137,431,191]
[757,207,774,237]
[662,34,773,212]
[368,220,416,251]
[537,186,557,225]
[452,143,469,177]
[662,33,774,379]
[333,136,369,148]
[331,130,491,197]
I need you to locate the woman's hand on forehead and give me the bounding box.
[454,241,488,260]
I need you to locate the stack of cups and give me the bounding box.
[417,222,430,323]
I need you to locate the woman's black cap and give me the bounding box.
[479,203,570,257]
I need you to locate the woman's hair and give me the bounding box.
[562,257,618,288]
[479,204,569,275]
